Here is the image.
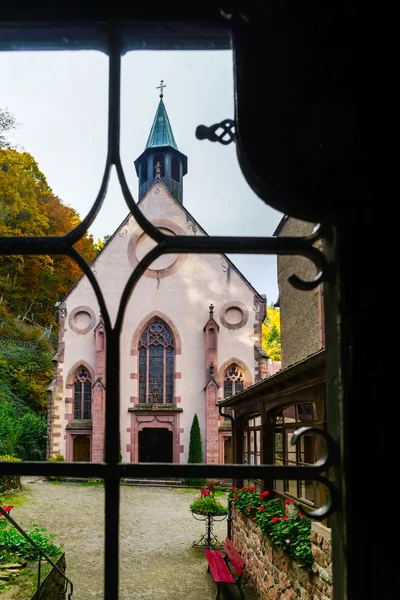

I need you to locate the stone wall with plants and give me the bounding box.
[231,506,332,599]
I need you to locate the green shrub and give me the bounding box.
[185,414,203,486]
[0,521,63,564]
[48,453,64,481]
[0,385,47,460]
[0,454,21,493]
[190,496,228,516]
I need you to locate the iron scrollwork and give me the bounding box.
[195,119,235,145]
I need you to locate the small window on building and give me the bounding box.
[171,156,180,181]
[153,153,165,177]
[223,364,245,421]
[243,414,262,492]
[141,161,148,183]
[273,403,324,507]
[224,364,244,397]
[73,368,92,420]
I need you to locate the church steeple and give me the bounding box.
[134,81,188,204]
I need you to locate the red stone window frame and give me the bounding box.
[223,364,245,398]
[73,368,92,420]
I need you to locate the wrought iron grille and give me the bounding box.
[0,23,342,600]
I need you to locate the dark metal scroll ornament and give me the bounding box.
[195,119,235,145]
[290,427,339,521]
[192,512,227,548]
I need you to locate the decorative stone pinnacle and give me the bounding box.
[156,79,167,99]
[209,303,214,318]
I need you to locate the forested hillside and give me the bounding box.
[0,108,98,460]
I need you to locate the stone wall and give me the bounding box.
[231,507,332,599]
[276,217,323,369]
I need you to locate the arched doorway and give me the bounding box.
[73,435,91,461]
[139,428,173,462]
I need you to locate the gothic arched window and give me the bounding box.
[138,320,174,404]
[73,368,92,420]
[141,160,148,183]
[224,364,244,398]
[171,156,180,182]
[153,153,165,177]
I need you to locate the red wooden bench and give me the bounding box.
[204,537,245,600]
[0,505,14,518]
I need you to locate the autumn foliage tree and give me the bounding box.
[0,147,97,325]
[262,304,281,361]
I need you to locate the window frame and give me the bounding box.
[138,319,175,404]
[0,19,358,600]
[73,368,92,420]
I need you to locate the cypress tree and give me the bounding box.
[186,413,203,485]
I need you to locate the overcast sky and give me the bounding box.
[1,49,283,304]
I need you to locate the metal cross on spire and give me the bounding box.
[156,80,167,98]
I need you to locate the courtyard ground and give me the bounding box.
[8,478,258,600]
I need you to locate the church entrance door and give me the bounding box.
[139,428,173,462]
[73,435,90,461]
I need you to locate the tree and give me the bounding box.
[262,304,281,361]
[0,147,97,325]
[94,233,112,255]
[185,413,203,486]
[0,108,17,149]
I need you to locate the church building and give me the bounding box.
[48,89,272,465]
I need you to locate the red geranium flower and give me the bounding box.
[233,496,238,500]
[271,517,280,523]
[258,506,264,512]
[282,515,289,520]
[231,486,236,491]
[247,506,252,511]
[298,512,304,517]
[241,486,247,491]
[249,486,255,492]
[261,490,270,497]
[284,499,292,504]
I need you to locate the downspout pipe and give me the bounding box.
[218,403,235,540]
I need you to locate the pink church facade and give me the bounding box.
[48,96,278,465]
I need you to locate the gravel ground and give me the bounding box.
[12,479,257,600]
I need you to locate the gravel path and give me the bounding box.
[12,479,256,600]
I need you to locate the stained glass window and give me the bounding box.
[224,364,244,397]
[73,368,92,420]
[223,364,245,420]
[138,320,175,403]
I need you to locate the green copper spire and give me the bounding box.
[145,83,178,150]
